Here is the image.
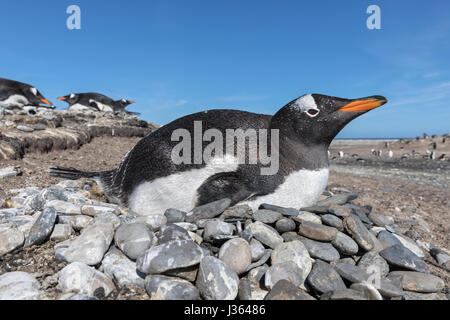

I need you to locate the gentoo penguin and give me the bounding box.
[0,77,54,109]
[50,94,387,216]
[57,92,135,113]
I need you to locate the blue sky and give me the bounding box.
[1,0,449,138]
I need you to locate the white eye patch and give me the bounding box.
[293,94,320,117]
[70,94,75,99]
[30,87,38,96]
[121,99,126,103]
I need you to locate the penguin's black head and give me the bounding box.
[24,86,53,107]
[276,94,388,145]
[58,94,79,105]
[116,99,135,109]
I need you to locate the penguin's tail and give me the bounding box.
[49,166,102,180]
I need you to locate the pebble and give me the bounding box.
[317,192,358,206]
[89,212,121,229]
[321,214,344,231]
[0,226,24,256]
[57,262,115,297]
[299,205,329,214]
[350,283,383,300]
[391,233,424,258]
[114,223,154,260]
[334,263,370,283]
[281,232,302,242]
[24,207,57,247]
[306,260,346,294]
[253,209,282,224]
[380,244,429,273]
[270,240,313,282]
[173,222,198,232]
[203,220,235,242]
[0,166,21,179]
[293,211,322,224]
[377,230,403,248]
[298,221,338,241]
[101,247,145,288]
[368,212,394,227]
[265,279,316,300]
[357,251,390,277]
[59,222,115,265]
[81,204,119,217]
[185,198,231,222]
[145,275,200,300]
[196,256,239,300]
[158,223,192,244]
[247,265,268,284]
[4,215,35,236]
[258,203,298,216]
[275,218,296,233]
[134,215,167,231]
[401,292,448,300]
[264,261,305,290]
[238,278,252,300]
[218,238,252,275]
[47,200,81,215]
[321,288,368,300]
[246,221,283,249]
[245,249,272,272]
[249,238,265,261]
[299,237,340,262]
[327,204,352,217]
[331,231,359,256]
[57,215,92,231]
[388,271,444,293]
[0,272,41,300]
[343,214,374,251]
[16,125,34,132]
[164,208,187,223]
[137,240,205,274]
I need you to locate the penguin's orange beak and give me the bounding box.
[339,96,387,112]
[58,97,66,101]
[41,98,53,106]
[129,101,135,104]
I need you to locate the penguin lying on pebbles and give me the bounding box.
[0,77,54,110]
[58,92,136,114]
[51,94,387,216]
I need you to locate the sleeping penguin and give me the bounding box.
[0,77,54,110]
[51,93,387,216]
[58,92,136,114]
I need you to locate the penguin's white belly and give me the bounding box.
[128,155,239,216]
[241,168,329,211]
[0,95,29,108]
[68,103,94,112]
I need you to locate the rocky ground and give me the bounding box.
[0,111,449,300]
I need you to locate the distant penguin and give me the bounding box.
[0,77,54,109]
[388,150,393,158]
[51,94,388,216]
[58,92,136,113]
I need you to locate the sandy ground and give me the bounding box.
[0,135,449,297]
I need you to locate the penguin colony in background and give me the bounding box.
[0,77,136,114]
[51,94,388,216]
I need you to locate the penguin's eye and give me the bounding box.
[306,109,319,117]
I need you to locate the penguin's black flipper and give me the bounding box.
[195,171,257,206]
